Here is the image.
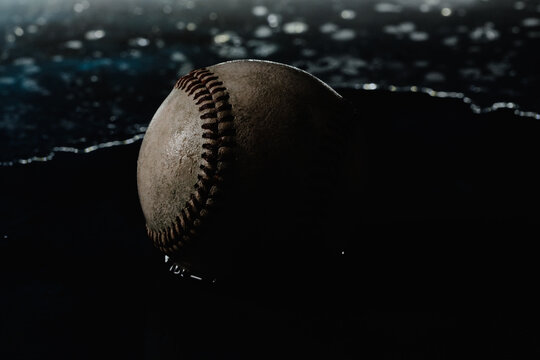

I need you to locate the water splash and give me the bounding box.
[165,255,217,283]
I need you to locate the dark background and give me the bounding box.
[1,1,540,359]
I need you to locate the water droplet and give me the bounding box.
[443,36,458,46]
[252,6,268,17]
[171,52,186,62]
[441,8,452,16]
[254,25,272,38]
[331,29,355,41]
[410,31,429,41]
[129,37,150,47]
[522,18,540,27]
[14,27,24,36]
[85,29,106,41]
[375,3,402,13]
[214,33,231,44]
[340,10,356,20]
[186,23,197,31]
[73,1,90,13]
[320,23,338,34]
[384,22,415,35]
[420,4,430,13]
[283,21,308,34]
[301,48,316,57]
[514,1,526,10]
[267,14,280,28]
[470,23,499,41]
[65,40,83,49]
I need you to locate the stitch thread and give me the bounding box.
[147,68,235,255]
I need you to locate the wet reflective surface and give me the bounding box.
[1,0,540,163]
[2,87,539,359]
[1,1,540,359]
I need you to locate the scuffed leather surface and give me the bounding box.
[137,86,204,231]
[137,60,355,270]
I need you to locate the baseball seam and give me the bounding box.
[146,68,235,255]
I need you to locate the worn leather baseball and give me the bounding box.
[137,59,356,276]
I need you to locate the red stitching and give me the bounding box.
[149,68,235,256]
[211,87,226,94]
[188,83,205,95]
[199,103,216,111]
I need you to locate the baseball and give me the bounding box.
[137,59,356,276]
